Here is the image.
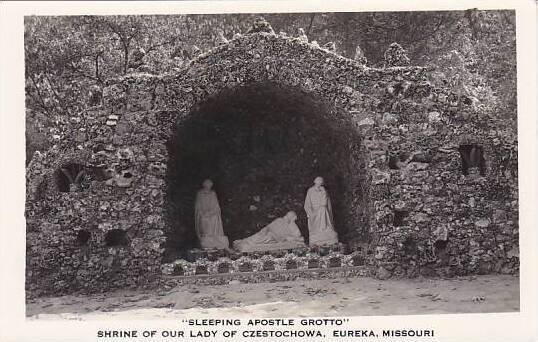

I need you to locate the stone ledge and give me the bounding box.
[162,265,373,287]
[184,243,349,262]
[162,249,370,278]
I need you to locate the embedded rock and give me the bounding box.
[376,266,392,280]
[384,42,411,67]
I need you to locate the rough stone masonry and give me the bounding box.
[25,20,518,297]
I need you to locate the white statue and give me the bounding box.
[194,179,229,249]
[304,176,338,246]
[233,211,305,253]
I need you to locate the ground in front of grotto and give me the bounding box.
[27,274,519,319]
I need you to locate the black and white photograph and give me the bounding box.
[1,1,537,341]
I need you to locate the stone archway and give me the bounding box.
[163,81,371,259]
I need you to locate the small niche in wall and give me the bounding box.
[434,239,449,264]
[54,163,86,192]
[104,229,129,247]
[402,236,418,256]
[393,210,408,227]
[75,230,91,246]
[434,239,448,253]
[458,144,485,176]
[388,155,399,170]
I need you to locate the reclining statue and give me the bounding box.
[233,211,305,253]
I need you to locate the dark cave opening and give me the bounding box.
[164,82,369,259]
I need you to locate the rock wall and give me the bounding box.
[369,103,518,279]
[25,27,518,297]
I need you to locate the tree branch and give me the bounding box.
[145,37,178,54]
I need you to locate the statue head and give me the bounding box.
[202,179,213,190]
[285,211,297,223]
[313,176,324,187]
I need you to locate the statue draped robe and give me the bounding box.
[233,217,305,253]
[194,189,229,249]
[304,186,338,245]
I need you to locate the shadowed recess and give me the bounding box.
[164,82,370,259]
[104,229,129,247]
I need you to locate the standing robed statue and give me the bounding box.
[304,176,339,246]
[194,179,229,249]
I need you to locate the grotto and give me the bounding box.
[164,82,368,258]
[25,19,519,296]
